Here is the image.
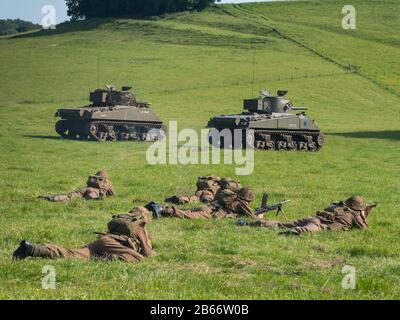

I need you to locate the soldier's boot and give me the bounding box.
[12,240,35,260]
[164,196,181,204]
[144,202,165,219]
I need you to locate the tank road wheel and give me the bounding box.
[307,138,317,151]
[283,135,297,151]
[288,141,297,151]
[106,126,117,142]
[115,125,129,141]
[87,123,102,141]
[276,141,286,150]
[298,141,308,151]
[133,126,148,141]
[258,134,275,151]
[265,141,275,151]
[276,135,287,151]
[87,123,108,142]
[146,127,166,142]
[308,143,317,152]
[255,140,265,150]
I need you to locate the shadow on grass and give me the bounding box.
[327,131,400,141]
[345,246,393,258]
[24,135,61,140]
[8,13,169,39]
[8,19,112,39]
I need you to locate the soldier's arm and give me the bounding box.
[41,187,86,201]
[237,202,257,218]
[70,188,87,198]
[104,181,116,196]
[198,190,214,203]
[135,228,156,257]
[83,188,102,200]
[353,212,369,229]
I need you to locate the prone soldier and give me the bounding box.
[149,187,256,220]
[241,195,377,236]
[13,206,155,262]
[165,176,241,204]
[40,170,115,202]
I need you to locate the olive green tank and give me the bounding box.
[207,90,324,151]
[55,85,165,141]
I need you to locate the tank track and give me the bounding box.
[209,128,324,152]
[55,120,166,142]
[252,129,325,152]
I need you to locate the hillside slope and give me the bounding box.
[0,0,399,299]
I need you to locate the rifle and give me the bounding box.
[254,193,291,219]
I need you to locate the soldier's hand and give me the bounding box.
[236,220,249,226]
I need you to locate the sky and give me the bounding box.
[0,0,280,24]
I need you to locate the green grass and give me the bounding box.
[0,0,399,299]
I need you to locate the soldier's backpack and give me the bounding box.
[214,189,238,208]
[316,203,347,221]
[196,176,221,191]
[220,178,241,191]
[107,212,146,238]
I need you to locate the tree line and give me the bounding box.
[65,0,220,20]
[0,19,40,36]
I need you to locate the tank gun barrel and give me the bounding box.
[291,107,308,111]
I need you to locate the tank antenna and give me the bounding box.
[97,55,100,88]
[251,43,256,97]
[251,41,261,96]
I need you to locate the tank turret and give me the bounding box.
[55,85,165,142]
[207,89,324,152]
[244,90,308,114]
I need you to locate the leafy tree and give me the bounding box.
[65,0,220,20]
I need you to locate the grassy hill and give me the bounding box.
[0,0,399,299]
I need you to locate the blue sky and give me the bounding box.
[0,0,276,24]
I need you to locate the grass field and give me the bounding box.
[0,0,399,299]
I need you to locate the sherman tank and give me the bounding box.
[207,90,324,151]
[55,85,165,141]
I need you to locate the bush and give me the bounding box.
[0,19,40,36]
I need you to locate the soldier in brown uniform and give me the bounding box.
[165,176,241,204]
[149,187,256,220]
[245,196,377,236]
[12,207,155,262]
[40,170,115,202]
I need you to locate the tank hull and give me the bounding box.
[207,113,324,151]
[55,106,165,142]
